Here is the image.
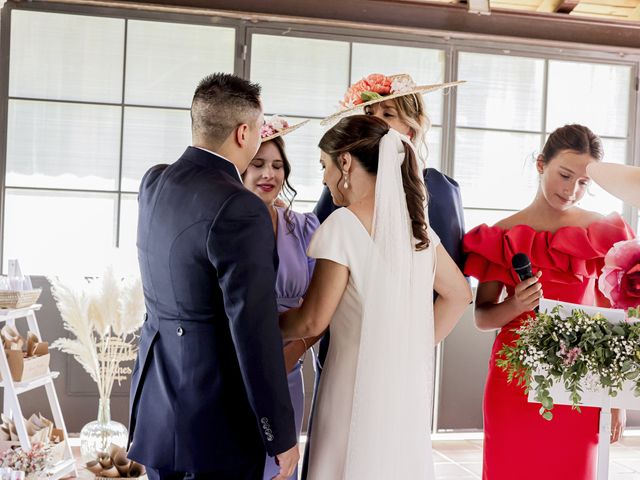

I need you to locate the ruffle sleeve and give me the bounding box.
[463,213,635,287]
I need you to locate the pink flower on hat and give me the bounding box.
[260,115,290,139]
[340,74,393,107]
[260,124,277,138]
[366,74,393,94]
[598,239,640,309]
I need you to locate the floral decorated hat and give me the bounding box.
[260,115,310,142]
[321,73,465,125]
[587,162,640,208]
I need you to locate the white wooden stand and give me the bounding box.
[0,305,77,479]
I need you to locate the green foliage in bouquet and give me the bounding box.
[496,306,640,421]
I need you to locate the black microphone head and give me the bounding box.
[512,252,531,271]
[512,252,534,281]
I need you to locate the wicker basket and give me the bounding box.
[0,288,42,309]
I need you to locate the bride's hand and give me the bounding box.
[610,408,626,443]
[283,340,306,373]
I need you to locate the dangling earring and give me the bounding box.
[343,171,350,189]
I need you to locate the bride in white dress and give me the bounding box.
[280,115,472,479]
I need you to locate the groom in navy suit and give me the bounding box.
[128,73,298,480]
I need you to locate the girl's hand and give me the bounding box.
[511,271,543,313]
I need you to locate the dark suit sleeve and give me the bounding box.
[313,186,339,224]
[138,164,169,196]
[424,168,466,271]
[207,190,296,456]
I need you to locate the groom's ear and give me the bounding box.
[235,124,250,147]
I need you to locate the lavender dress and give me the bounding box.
[263,207,319,480]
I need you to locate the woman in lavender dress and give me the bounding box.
[243,118,319,480]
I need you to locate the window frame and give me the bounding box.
[2,4,637,265]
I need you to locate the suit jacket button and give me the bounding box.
[143,313,148,322]
[176,326,184,336]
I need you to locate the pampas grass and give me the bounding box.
[50,266,145,401]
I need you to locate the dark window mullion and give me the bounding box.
[0,4,13,273]
[115,18,128,249]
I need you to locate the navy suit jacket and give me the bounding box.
[128,147,296,474]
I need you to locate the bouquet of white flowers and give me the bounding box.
[497,305,640,420]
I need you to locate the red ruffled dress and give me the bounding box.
[463,213,635,480]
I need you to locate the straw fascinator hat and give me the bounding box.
[321,73,464,125]
[587,162,640,208]
[261,115,310,142]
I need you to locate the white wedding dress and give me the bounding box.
[305,205,438,479]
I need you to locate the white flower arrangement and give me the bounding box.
[49,266,145,401]
[497,306,640,420]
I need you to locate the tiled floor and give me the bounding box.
[432,437,640,479]
[72,436,640,479]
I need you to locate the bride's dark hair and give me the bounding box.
[318,115,430,250]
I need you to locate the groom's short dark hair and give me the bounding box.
[191,73,262,148]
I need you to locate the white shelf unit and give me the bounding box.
[0,304,77,479]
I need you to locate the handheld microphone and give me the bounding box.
[512,252,539,312]
[512,253,533,282]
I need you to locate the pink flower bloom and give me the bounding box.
[599,239,640,310]
[260,124,277,138]
[261,116,290,139]
[365,73,392,95]
[564,347,581,366]
[557,341,566,355]
[556,342,581,366]
[340,74,392,107]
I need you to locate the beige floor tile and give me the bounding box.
[435,462,481,479]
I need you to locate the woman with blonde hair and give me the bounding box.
[315,74,465,267]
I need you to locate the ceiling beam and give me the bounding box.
[13,0,640,49]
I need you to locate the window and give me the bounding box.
[2,8,637,275]
[455,51,635,230]
[4,11,235,274]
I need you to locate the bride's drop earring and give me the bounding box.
[343,171,350,189]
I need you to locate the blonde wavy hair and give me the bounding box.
[367,93,431,164]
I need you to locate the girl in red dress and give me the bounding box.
[464,124,635,480]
